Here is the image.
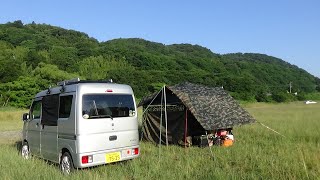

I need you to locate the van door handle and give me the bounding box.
[109,135,117,141]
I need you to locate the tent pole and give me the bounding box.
[205,131,214,159]
[184,108,188,148]
[159,87,164,162]
[159,87,164,144]
[164,85,168,147]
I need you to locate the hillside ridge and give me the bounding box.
[0,20,318,107]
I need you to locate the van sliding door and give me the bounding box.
[40,94,59,162]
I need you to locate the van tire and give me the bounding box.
[21,142,30,159]
[60,152,74,175]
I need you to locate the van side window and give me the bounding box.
[41,94,59,126]
[59,95,73,118]
[31,100,41,119]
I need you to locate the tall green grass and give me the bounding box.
[0,102,319,179]
[0,107,25,131]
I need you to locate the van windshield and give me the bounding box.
[82,94,135,119]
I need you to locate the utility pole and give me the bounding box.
[289,82,292,93]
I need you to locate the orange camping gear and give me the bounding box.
[222,139,233,147]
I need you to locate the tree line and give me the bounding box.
[0,20,319,108]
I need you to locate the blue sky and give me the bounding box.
[1,0,319,77]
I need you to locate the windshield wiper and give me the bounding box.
[92,100,99,115]
[89,114,113,120]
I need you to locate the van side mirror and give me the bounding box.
[22,113,29,121]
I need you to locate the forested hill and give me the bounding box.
[0,20,319,107]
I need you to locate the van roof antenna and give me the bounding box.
[60,85,65,92]
[47,85,52,94]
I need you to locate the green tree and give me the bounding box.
[77,55,134,80]
[0,45,26,82]
[48,46,78,71]
[33,62,80,85]
[0,76,42,108]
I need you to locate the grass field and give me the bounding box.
[0,102,319,179]
[0,107,25,131]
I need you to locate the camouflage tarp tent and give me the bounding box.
[138,82,255,145]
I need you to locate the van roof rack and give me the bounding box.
[57,78,114,86]
[73,79,114,84]
[57,78,80,86]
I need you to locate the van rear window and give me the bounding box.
[82,94,135,119]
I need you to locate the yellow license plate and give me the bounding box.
[105,152,121,163]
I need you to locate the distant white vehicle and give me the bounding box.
[305,100,317,104]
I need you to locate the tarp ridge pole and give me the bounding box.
[164,85,168,147]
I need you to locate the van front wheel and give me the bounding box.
[60,152,74,175]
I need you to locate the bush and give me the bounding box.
[230,92,256,102]
[304,92,320,100]
[255,92,273,102]
[297,93,306,101]
[272,92,296,103]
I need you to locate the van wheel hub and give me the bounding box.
[21,144,29,159]
[60,152,74,175]
[61,156,71,174]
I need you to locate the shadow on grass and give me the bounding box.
[14,140,22,155]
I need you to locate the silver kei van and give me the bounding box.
[21,78,140,174]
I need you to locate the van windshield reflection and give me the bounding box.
[82,94,135,119]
